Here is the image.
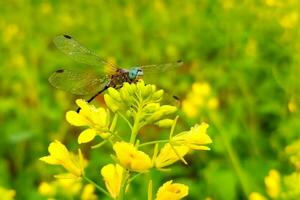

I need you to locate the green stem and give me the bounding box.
[92,140,108,149]
[118,112,133,130]
[83,175,111,198]
[129,109,141,144]
[138,140,170,147]
[128,172,142,183]
[130,121,139,144]
[211,113,250,197]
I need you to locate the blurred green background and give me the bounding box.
[0,0,299,199]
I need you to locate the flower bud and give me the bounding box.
[141,84,153,99]
[120,87,132,105]
[107,88,122,102]
[155,119,174,128]
[160,105,177,115]
[152,90,164,101]
[144,103,160,113]
[104,94,122,112]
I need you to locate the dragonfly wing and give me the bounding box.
[48,69,109,95]
[139,60,183,73]
[53,35,116,72]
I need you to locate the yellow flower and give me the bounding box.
[38,182,56,197]
[40,2,52,15]
[56,178,82,196]
[155,143,189,169]
[155,180,188,200]
[208,98,219,110]
[283,172,300,198]
[66,99,110,144]
[288,97,297,113]
[3,24,19,43]
[172,123,212,150]
[265,0,283,7]
[280,12,298,29]
[101,164,124,199]
[81,184,97,200]
[0,186,15,200]
[265,169,281,198]
[182,81,218,118]
[192,82,211,97]
[285,139,300,169]
[249,192,267,200]
[182,100,198,117]
[113,142,152,172]
[40,140,84,178]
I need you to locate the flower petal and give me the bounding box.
[48,140,70,161]
[66,111,90,126]
[78,129,97,144]
[101,164,123,198]
[39,156,59,165]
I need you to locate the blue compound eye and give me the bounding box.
[128,68,141,80]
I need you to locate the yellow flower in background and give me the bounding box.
[40,2,52,15]
[283,172,300,198]
[182,82,219,118]
[207,97,219,110]
[57,178,82,196]
[40,140,85,178]
[288,97,297,113]
[101,164,123,199]
[11,54,26,69]
[38,182,56,197]
[222,0,234,10]
[182,100,198,118]
[39,179,83,198]
[0,186,15,200]
[249,192,267,200]
[193,82,211,97]
[66,99,110,144]
[113,142,152,172]
[3,24,19,43]
[172,122,212,150]
[155,143,189,169]
[265,0,283,7]
[280,12,298,29]
[81,184,97,200]
[265,169,281,198]
[155,180,188,200]
[285,139,300,170]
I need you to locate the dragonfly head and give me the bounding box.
[128,67,143,80]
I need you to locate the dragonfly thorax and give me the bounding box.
[128,67,143,80]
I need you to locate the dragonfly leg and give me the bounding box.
[77,85,109,113]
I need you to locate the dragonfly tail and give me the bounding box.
[76,85,109,113]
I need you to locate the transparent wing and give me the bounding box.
[48,69,109,95]
[139,60,183,73]
[53,34,116,72]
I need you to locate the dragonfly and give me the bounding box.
[49,34,182,112]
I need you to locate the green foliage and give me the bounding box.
[0,0,299,199]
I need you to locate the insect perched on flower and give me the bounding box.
[49,34,183,112]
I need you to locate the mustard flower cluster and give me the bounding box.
[0,186,15,200]
[249,139,300,200]
[182,82,219,118]
[40,80,212,200]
